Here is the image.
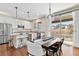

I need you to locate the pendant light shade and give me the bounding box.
[15,6,18,18]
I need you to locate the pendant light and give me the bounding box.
[47,3,52,37]
[15,6,18,18]
[27,11,30,19]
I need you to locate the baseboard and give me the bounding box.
[0,42,9,45]
[63,41,73,46]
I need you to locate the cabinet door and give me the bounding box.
[0,23,4,35]
[0,36,4,44]
[0,23,4,44]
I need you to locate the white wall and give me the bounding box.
[73,10,79,48]
[25,21,32,29]
[0,15,32,32]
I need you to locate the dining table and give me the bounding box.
[34,37,62,56]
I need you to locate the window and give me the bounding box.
[51,13,73,42]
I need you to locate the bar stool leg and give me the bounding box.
[6,42,9,50]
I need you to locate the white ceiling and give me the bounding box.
[0,3,78,20]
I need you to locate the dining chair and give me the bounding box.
[59,38,64,55]
[48,38,64,56]
[26,41,46,56]
[49,42,60,56]
[7,35,15,50]
[13,38,21,48]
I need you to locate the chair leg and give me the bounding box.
[27,52,29,56]
[52,52,58,56]
[58,51,61,56]
[56,52,58,56]
[60,49,63,56]
[52,52,54,56]
[53,52,58,56]
[6,42,9,50]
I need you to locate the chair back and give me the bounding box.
[49,38,64,51]
[26,41,45,56]
[49,38,64,56]
[60,38,64,46]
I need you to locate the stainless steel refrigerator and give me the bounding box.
[0,23,12,44]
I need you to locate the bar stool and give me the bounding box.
[26,41,46,56]
[7,35,15,50]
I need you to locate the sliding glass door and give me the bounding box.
[51,13,73,42]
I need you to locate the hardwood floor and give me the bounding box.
[62,44,79,56]
[0,44,28,56]
[0,44,79,56]
[73,47,79,56]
